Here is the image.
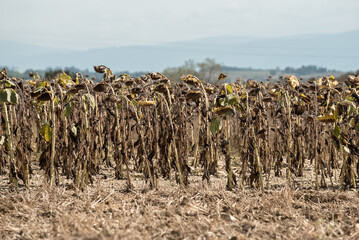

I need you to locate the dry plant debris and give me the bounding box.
[0,67,359,239]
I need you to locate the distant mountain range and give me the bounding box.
[1,30,359,72]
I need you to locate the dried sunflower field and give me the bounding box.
[0,66,359,239]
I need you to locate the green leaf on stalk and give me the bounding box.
[64,102,74,117]
[355,123,359,132]
[0,89,10,102]
[333,125,341,138]
[9,89,18,104]
[40,122,52,142]
[346,96,355,101]
[348,105,355,115]
[226,93,239,106]
[0,89,18,104]
[277,92,284,107]
[37,81,49,88]
[83,93,95,109]
[218,98,226,107]
[226,84,233,94]
[59,72,71,81]
[0,79,16,88]
[57,72,74,87]
[210,117,222,135]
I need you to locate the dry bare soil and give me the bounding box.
[1,166,359,240]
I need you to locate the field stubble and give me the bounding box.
[1,161,359,240]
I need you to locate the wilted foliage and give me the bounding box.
[0,68,358,192]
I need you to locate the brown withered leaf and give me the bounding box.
[218,73,227,82]
[0,68,7,80]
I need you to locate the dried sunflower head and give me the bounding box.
[347,75,359,87]
[185,90,202,101]
[205,86,216,95]
[213,106,234,115]
[247,80,259,89]
[36,91,52,101]
[93,83,108,92]
[93,65,107,74]
[138,101,156,107]
[181,75,200,86]
[284,75,299,90]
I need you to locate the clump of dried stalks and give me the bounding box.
[0,67,358,194]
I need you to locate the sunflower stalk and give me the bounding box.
[48,85,56,188]
[3,102,18,191]
[156,91,183,186]
[284,91,292,187]
[314,83,319,190]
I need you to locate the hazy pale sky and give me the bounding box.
[1,0,359,50]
